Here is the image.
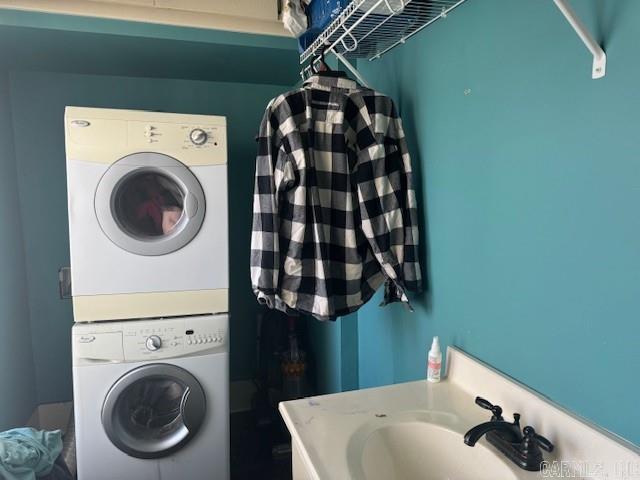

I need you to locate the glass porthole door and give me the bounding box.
[95,153,206,256]
[101,364,206,459]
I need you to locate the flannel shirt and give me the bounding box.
[251,72,422,320]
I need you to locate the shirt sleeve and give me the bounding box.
[346,93,423,306]
[250,103,289,308]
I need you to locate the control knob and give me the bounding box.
[146,335,162,351]
[189,128,208,145]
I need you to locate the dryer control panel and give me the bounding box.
[127,120,226,161]
[72,314,228,364]
[65,107,227,167]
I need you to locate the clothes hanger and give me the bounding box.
[312,45,332,74]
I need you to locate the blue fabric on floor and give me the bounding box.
[0,428,63,480]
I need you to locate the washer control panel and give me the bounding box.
[124,314,228,360]
[72,314,228,364]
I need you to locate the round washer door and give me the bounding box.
[102,364,206,459]
[95,152,206,256]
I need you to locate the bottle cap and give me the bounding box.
[430,336,440,355]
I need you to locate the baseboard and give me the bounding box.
[230,380,257,413]
[27,401,73,434]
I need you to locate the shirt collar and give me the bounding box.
[303,71,360,91]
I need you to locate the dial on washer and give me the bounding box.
[145,335,162,351]
[189,128,208,145]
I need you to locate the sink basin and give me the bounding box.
[281,351,640,480]
[347,417,519,480]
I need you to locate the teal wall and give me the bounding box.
[355,0,640,445]
[7,71,289,403]
[0,9,297,85]
[0,71,37,428]
[307,313,358,394]
[0,8,296,49]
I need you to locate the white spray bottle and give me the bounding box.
[427,336,441,383]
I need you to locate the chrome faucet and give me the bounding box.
[464,397,554,471]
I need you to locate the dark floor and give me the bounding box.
[230,411,292,480]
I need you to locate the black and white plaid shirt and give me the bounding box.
[251,72,422,320]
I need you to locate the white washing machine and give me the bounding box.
[72,315,229,480]
[65,107,228,322]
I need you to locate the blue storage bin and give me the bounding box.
[298,0,351,53]
[309,0,350,30]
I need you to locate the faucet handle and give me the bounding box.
[475,396,503,420]
[523,426,554,452]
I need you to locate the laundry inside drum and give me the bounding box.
[118,377,186,441]
[113,171,185,238]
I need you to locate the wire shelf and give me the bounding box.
[299,0,467,65]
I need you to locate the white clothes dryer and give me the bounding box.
[72,315,229,480]
[65,107,228,321]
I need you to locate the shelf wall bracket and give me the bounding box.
[333,51,370,88]
[553,0,606,79]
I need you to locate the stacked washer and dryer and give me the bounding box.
[65,107,230,480]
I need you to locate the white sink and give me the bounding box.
[347,415,519,480]
[279,349,640,480]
